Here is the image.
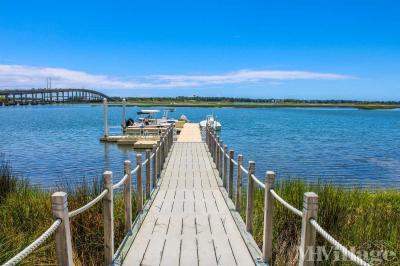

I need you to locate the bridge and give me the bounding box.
[3,124,370,266]
[0,88,111,105]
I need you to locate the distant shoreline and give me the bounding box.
[99,101,400,110]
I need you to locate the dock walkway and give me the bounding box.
[123,124,256,265]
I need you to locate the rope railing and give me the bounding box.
[231,158,238,166]
[141,158,149,166]
[270,189,303,217]
[3,219,62,266]
[250,174,265,189]
[310,219,371,266]
[205,124,371,265]
[3,122,175,266]
[69,189,109,217]
[130,164,140,175]
[240,164,249,175]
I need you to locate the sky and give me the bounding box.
[0,0,399,100]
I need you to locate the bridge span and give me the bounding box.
[0,88,111,105]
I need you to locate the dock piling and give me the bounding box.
[246,161,255,233]
[223,144,227,187]
[152,145,157,188]
[146,150,150,199]
[124,161,132,234]
[235,154,243,211]
[52,192,73,266]
[263,171,275,263]
[136,155,143,212]
[299,192,319,266]
[229,150,234,198]
[103,98,108,138]
[122,98,126,128]
[103,171,114,265]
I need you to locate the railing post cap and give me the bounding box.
[303,192,318,208]
[103,170,112,176]
[249,160,255,165]
[136,153,142,161]
[103,98,107,103]
[124,160,131,164]
[266,170,275,176]
[51,191,68,204]
[103,171,113,182]
[122,98,126,102]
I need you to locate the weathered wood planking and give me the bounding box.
[122,125,255,266]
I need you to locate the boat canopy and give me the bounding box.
[137,110,160,115]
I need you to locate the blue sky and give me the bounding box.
[0,0,399,100]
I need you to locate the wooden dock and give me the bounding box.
[5,121,371,266]
[122,123,259,265]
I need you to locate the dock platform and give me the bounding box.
[122,123,259,265]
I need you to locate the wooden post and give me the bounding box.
[262,171,275,263]
[103,171,114,265]
[152,145,157,188]
[136,154,143,212]
[52,192,73,266]
[223,145,228,186]
[103,98,108,137]
[157,140,161,178]
[246,161,255,233]
[146,150,151,199]
[122,98,126,128]
[216,137,220,169]
[160,135,164,168]
[124,160,132,234]
[229,150,234,198]
[299,192,319,266]
[218,140,223,177]
[235,154,243,211]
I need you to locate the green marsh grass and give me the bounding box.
[239,180,400,265]
[1,158,399,265]
[0,159,138,265]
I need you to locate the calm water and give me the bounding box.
[1,104,399,188]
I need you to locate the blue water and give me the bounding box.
[0,104,399,188]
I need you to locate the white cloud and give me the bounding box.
[0,64,353,89]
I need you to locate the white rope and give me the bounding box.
[69,189,108,218]
[112,174,129,189]
[231,158,238,166]
[130,165,140,175]
[220,146,224,152]
[310,219,371,266]
[225,153,230,159]
[270,189,303,217]
[150,153,155,159]
[240,164,248,174]
[142,158,149,166]
[250,174,265,189]
[3,219,61,266]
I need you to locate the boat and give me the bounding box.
[199,115,221,131]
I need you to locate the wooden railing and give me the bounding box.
[3,125,174,266]
[205,125,370,266]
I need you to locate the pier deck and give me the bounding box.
[122,124,256,265]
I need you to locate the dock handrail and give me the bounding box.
[3,123,175,266]
[205,124,370,266]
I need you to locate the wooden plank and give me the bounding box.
[180,214,198,265]
[122,139,257,266]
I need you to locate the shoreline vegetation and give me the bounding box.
[106,97,400,110]
[1,159,399,265]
